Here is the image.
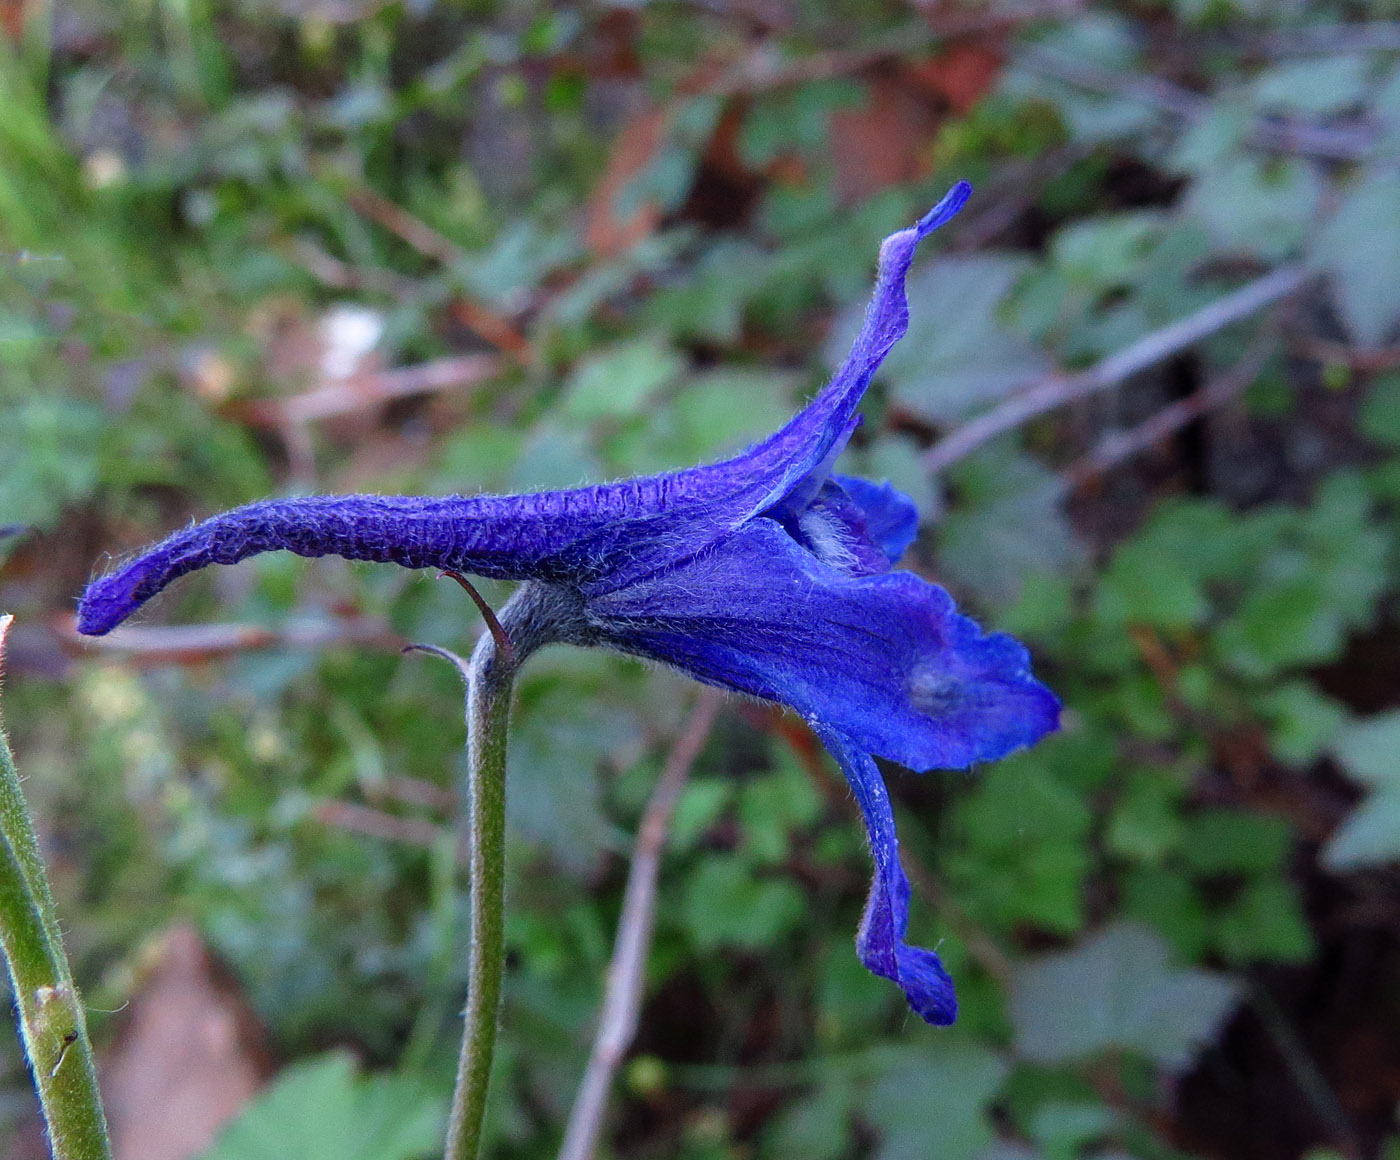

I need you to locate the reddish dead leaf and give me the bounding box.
[585,108,669,258]
[905,43,1005,114]
[102,925,271,1160]
[829,70,943,203]
[0,0,24,40]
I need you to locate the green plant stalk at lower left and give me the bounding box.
[0,615,112,1160]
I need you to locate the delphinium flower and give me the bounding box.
[78,182,1059,1026]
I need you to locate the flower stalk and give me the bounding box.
[448,618,513,1160]
[0,615,112,1160]
[412,580,579,1160]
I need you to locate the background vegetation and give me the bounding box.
[3,1,1400,1158]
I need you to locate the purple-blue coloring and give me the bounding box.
[78,181,1059,1024]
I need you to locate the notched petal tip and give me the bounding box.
[917,180,973,237]
[76,571,139,636]
[896,944,959,1025]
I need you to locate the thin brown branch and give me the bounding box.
[366,774,456,815]
[343,182,469,268]
[1063,334,1275,490]
[245,352,503,426]
[338,180,532,359]
[312,799,461,854]
[61,615,400,665]
[922,265,1306,475]
[278,236,418,297]
[557,690,723,1160]
[1290,334,1400,372]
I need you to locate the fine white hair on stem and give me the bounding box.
[557,689,723,1160]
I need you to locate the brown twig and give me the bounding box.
[60,615,400,664]
[1063,334,1275,489]
[244,352,503,426]
[1289,334,1400,373]
[922,265,1307,475]
[312,798,460,854]
[557,690,723,1160]
[278,236,418,297]
[366,774,456,814]
[338,180,532,359]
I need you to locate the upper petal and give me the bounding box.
[585,517,1059,772]
[578,182,972,594]
[79,189,970,635]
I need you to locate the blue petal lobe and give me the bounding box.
[813,723,957,1025]
[831,475,919,565]
[587,517,1059,771]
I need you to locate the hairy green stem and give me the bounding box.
[444,619,514,1160]
[0,615,112,1160]
[415,581,586,1160]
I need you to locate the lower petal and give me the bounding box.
[815,724,957,1025]
[587,517,1059,772]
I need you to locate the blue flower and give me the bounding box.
[78,182,1058,1024]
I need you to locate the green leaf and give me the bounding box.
[1009,922,1239,1068]
[1324,712,1400,868]
[1314,172,1400,346]
[680,856,804,950]
[864,1044,1008,1160]
[1121,867,1210,960]
[1106,772,1184,862]
[671,779,732,854]
[1253,682,1348,767]
[1331,711,1400,784]
[763,1081,853,1160]
[1359,373,1400,448]
[0,396,104,529]
[1213,879,1313,964]
[845,255,1046,422]
[1028,1101,1119,1160]
[938,445,1083,607]
[945,756,1092,934]
[558,336,685,420]
[199,1053,445,1160]
[1217,574,1343,679]
[1095,539,1207,631]
[1250,56,1370,117]
[1185,157,1322,262]
[1179,810,1290,876]
[1325,788,1400,870]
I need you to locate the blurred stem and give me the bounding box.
[0,615,112,1160]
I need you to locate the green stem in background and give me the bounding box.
[0,615,112,1160]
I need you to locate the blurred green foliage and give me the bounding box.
[4,1,1400,1159]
